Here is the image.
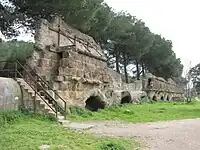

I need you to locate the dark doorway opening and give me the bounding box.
[161,96,164,100]
[121,95,132,104]
[148,78,152,86]
[152,95,157,101]
[85,96,106,111]
[166,95,169,101]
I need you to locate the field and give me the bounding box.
[68,101,200,123]
[1,101,200,150]
[0,111,138,150]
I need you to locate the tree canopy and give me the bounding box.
[0,0,184,82]
[189,63,200,94]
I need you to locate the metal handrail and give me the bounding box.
[0,61,67,118]
[22,62,67,106]
[16,69,58,116]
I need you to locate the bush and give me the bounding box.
[69,106,93,117]
[0,110,24,126]
[99,141,126,150]
[0,109,57,127]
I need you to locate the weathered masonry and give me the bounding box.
[142,74,184,101]
[22,16,184,112]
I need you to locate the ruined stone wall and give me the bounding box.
[27,17,117,108]
[143,73,184,100]
[51,48,113,106]
[26,17,184,110]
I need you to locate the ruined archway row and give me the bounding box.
[148,91,184,101]
[84,90,136,111]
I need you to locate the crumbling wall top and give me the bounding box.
[34,16,106,61]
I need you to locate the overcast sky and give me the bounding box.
[105,0,199,74]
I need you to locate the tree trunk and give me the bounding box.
[116,51,120,73]
[142,62,145,77]
[136,60,140,80]
[123,52,128,83]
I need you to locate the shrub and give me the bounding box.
[0,110,24,126]
[69,106,93,117]
[99,141,126,150]
[0,109,57,127]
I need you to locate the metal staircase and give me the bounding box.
[0,61,67,123]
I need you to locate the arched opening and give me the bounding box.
[161,96,164,100]
[148,78,152,86]
[85,96,106,111]
[121,91,132,104]
[166,95,169,101]
[121,95,132,104]
[152,95,157,101]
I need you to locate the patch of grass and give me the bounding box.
[68,101,200,123]
[0,109,57,127]
[0,110,138,150]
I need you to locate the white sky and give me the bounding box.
[105,0,199,74]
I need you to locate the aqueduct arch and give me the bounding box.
[121,91,132,104]
[83,89,107,111]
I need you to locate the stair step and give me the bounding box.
[17,78,66,121]
[57,115,65,120]
[58,119,70,125]
[48,110,61,115]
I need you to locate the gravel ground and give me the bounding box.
[85,118,200,150]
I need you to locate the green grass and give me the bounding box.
[0,111,138,150]
[68,101,200,123]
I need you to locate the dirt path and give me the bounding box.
[77,118,200,150]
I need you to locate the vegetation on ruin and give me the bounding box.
[0,0,184,82]
[68,101,200,123]
[0,40,34,69]
[0,110,138,150]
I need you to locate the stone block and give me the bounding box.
[60,58,77,68]
[76,69,84,78]
[51,82,60,90]
[59,67,77,76]
[102,74,110,83]
[59,81,70,91]
[76,61,84,70]
[49,60,58,67]
[64,76,72,81]
[62,51,70,58]
[38,58,51,67]
[68,81,77,91]
[71,51,80,60]
[41,51,58,60]
[83,71,90,79]
[54,76,64,82]
[68,91,77,100]
[92,71,98,79]
[76,82,84,91]
[85,56,90,64]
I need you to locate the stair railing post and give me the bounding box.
[64,102,66,119]
[55,101,58,118]
[14,61,17,80]
[34,76,38,113]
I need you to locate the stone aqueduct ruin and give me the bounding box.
[25,17,184,110]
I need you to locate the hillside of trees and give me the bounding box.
[0,0,184,83]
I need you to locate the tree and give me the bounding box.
[189,63,200,94]
[0,0,184,82]
[0,40,34,69]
